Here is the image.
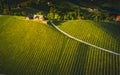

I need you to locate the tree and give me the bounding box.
[0,0,5,12]
[3,9,10,15]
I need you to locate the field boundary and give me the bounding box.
[50,21,120,56]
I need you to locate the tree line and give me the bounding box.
[0,0,118,21]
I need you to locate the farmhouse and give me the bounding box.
[26,14,45,21]
[34,15,44,20]
[116,15,120,21]
[26,14,49,24]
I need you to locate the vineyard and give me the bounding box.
[58,20,120,53]
[0,16,120,75]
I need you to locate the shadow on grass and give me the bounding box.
[98,22,120,52]
[99,22,120,40]
[70,43,90,75]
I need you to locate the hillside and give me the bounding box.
[0,16,120,75]
[58,20,120,53]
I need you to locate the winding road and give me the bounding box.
[50,21,120,56]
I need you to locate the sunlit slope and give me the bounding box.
[58,20,120,53]
[0,16,120,75]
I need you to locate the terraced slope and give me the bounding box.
[58,20,120,54]
[0,16,120,75]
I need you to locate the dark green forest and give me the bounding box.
[0,0,120,21]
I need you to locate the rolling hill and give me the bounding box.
[0,16,120,75]
[58,20,120,53]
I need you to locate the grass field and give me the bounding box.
[0,16,120,75]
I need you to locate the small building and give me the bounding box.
[25,14,49,24]
[116,16,120,22]
[26,14,44,21]
[34,15,44,21]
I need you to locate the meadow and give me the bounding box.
[0,16,120,75]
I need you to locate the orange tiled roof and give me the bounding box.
[116,16,120,18]
[116,16,120,21]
